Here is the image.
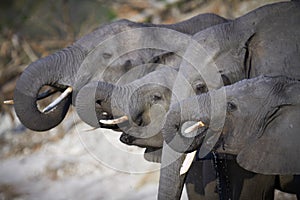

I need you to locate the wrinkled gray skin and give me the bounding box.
[162,76,300,196]
[13,13,227,131]
[76,67,176,151]
[159,1,300,199]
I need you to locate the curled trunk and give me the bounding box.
[14,46,84,131]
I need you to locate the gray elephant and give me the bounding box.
[13,13,228,131]
[76,66,176,153]
[76,68,300,200]
[161,75,300,199]
[75,2,300,199]
[156,1,300,199]
[84,0,300,153]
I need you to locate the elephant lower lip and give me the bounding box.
[120,133,136,145]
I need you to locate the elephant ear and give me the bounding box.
[237,99,300,175]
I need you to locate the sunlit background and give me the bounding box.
[0,0,295,199]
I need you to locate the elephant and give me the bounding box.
[161,75,300,199]
[156,1,300,199]
[76,70,300,199]
[13,13,228,131]
[75,68,300,199]
[75,2,300,199]
[76,66,176,152]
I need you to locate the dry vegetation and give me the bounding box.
[0,0,296,199]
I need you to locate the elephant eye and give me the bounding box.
[227,101,237,112]
[151,93,162,103]
[103,53,112,59]
[124,59,133,72]
[194,83,208,94]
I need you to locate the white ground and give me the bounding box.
[0,109,295,200]
[0,109,189,200]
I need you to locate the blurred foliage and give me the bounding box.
[0,0,117,115]
[0,0,284,115]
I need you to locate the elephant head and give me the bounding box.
[163,75,300,173]
[13,13,229,132]
[75,67,177,155]
[171,1,300,106]
[158,75,300,199]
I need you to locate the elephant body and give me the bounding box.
[158,1,300,199]
[162,75,300,199]
[14,1,300,199]
[75,2,300,199]
[14,12,231,199]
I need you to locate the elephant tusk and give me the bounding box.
[99,115,128,125]
[102,112,108,116]
[180,150,197,175]
[42,87,73,113]
[3,100,14,105]
[184,121,205,134]
[37,88,58,100]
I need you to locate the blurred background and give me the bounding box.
[0,0,295,199]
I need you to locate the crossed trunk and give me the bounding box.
[14,45,85,131]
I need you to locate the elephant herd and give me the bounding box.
[11,1,300,200]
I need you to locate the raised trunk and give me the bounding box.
[14,45,85,131]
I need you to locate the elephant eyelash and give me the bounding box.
[151,94,162,102]
[227,101,237,112]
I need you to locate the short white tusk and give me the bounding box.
[42,87,72,113]
[99,115,128,125]
[3,100,14,105]
[184,121,205,134]
[180,151,197,175]
[102,112,108,116]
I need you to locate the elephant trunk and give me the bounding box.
[14,45,84,131]
[163,93,213,153]
[157,94,215,199]
[158,145,186,200]
[76,81,131,128]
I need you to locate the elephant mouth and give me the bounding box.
[120,132,163,148]
[120,133,163,163]
[120,133,139,145]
